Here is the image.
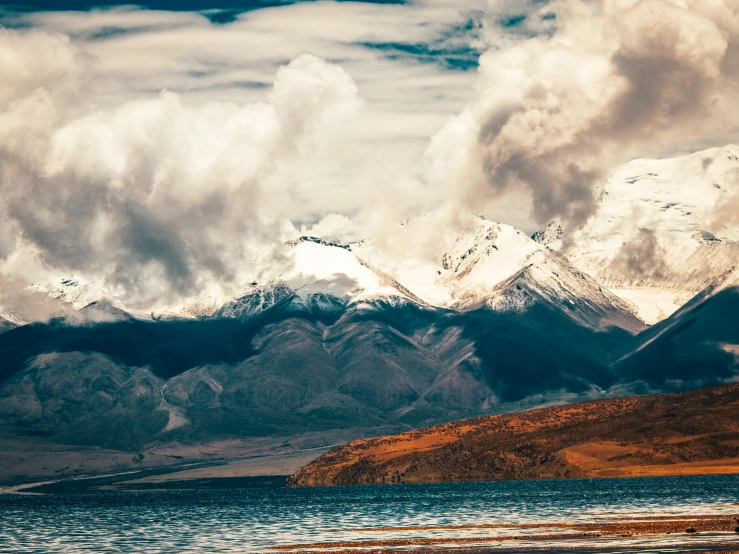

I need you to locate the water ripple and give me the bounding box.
[1,475,738,552]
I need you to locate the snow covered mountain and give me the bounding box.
[4,145,738,331]
[178,237,426,321]
[347,214,639,325]
[483,251,645,333]
[554,145,739,323]
[436,219,542,307]
[168,216,638,327]
[368,216,644,332]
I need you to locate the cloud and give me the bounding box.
[428,0,739,230]
[0,33,361,307]
[8,0,409,15]
[0,273,70,323]
[0,0,737,318]
[1,1,484,215]
[608,228,668,280]
[709,154,739,234]
[0,2,494,317]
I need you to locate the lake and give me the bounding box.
[1,475,739,552]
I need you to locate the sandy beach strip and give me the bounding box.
[269,514,739,552]
[270,540,739,553]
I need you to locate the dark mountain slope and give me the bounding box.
[615,286,739,392]
[0,297,643,450]
[0,352,168,449]
[454,306,618,399]
[0,268,735,453]
[0,317,258,386]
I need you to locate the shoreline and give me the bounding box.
[0,442,334,494]
[288,467,739,489]
[6,465,739,495]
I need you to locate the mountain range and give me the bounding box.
[0,145,738,481]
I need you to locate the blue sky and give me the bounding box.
[7,0,408,9]
[3,0,410,24]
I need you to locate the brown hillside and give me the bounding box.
[288,384,739,486]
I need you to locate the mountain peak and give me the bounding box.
[0,316,17,335]
[531,220,565,245]
[558,144,739,323]
[485,250,645,332]
[286,236,351,250]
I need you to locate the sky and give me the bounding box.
[0,0,738,315]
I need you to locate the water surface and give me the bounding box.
[1,475,738,552]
